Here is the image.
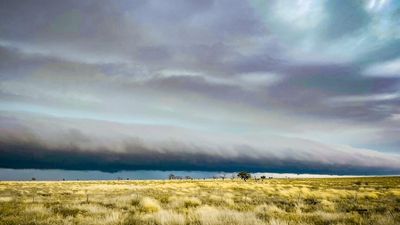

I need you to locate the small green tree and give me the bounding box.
[237,171,251,181]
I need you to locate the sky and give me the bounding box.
[0,169,220,181]
[0,168,353,181]
[1,0,400,177]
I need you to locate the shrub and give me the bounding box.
[139,197,162,213]
[52,205,86,217]
[131,195,141,206]
[183,197,202,208]
[237,172,251,181]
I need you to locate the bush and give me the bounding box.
[139,197,161,213]
[237,172,251,181]
[52,205,86,217]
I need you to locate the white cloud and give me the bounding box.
[364,58,400,77]
[329,92,400,103]
[390,114,400,121]
[367,0,390,11]
[158,69,281,90]
[0,39,129,65]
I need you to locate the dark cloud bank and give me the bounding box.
[1,114,399,175]
[1,142,399,175]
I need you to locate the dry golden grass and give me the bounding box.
[0,177,399,225]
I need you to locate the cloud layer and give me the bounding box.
[0,0,400,174]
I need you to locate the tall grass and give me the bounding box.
[0,177,399,225]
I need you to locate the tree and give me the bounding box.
[237,172,251,181]
[221,173,226,180]
[168,174,176,180]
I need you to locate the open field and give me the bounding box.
[0,177,399,225]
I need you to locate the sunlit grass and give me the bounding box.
[0,177,399,225]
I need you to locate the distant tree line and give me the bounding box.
[168,172,273,181]
[29,172,275,182]
[168,174,193,180]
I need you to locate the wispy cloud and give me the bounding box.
[329,92,400,103]
[364,58,400,77]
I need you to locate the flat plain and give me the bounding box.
[0,177,399,225]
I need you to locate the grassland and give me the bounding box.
[0,177,399,225]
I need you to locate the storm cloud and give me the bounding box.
[0,0,400,175]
